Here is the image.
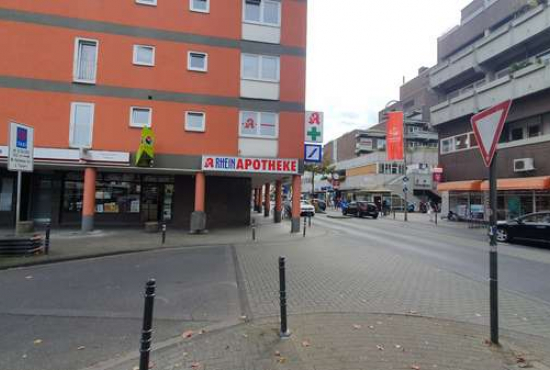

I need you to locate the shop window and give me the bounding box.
[241,54,280,82]
[188,51,208,72]
[441,138,453,154]
[95,175,141,215]
[69,102,94,148]
[239,111,278,138]
[73,38,98,84]
[133,45,155,66]
[63,174,84,213]
[0,177,14,211]
[130,107,152,128]
[190,0,209,13]
[185,111,206,132]
[243,0,281,26]
[469,133,478,147]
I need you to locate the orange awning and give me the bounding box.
[437,180,482,192]
[480,176,550,191]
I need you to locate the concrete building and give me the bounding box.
[0,0,307,233]
[430,0,550,220]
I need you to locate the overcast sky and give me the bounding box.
[305,0,473,143]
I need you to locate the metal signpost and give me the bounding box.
[470,100,512,345]
[7,122,34,235]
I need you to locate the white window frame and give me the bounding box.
[136,0,157,6]
[133,45,156,67]
[189,0,210,13]
[69,102,95,149]
[187,51,208,72]
[73,37,99,84]
[239,111,279,139]
[185,111,206,132]
[241,54,280,82]
[242,0,281,27]
[129,107,153,128]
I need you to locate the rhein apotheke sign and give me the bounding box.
[202,156,299,174]
[8,122,34,172]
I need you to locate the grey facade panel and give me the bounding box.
[0,8,306,57]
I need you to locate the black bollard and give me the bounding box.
[435,211,438,226]
[303,217,306,237]
[308,216,312,228]
[252,226,256,241]
[279,257,289,337]
[139,279,156,370]
[45,222,51,255]
[161,224,166,244]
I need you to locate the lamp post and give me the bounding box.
[385,100,408,222]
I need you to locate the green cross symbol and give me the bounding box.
[307,127,322,141]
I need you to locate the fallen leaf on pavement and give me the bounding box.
[149,361,155,369]
[411,365,421,370]
[198,329,206,335]
[301,340,310,347]
[182,330,194,338]
[190,362,201,369]
[377,345,384,351]
[242,333,248,338]
[25,276,33,280]
[408,310,418,315]
[77,346,85,350]
[353,324,362,330]
[368,325,375,330]
[240,315,247,320]
[277,357,287,364]
[33,339,42,345]
[182,352,188,357]
[516,355,527,363]
[483,339,492,347]
[475,313,482,317]
[376,321,383,325]
[395,345,402,349]
[274,350,281,357]
[133,366,139,370]
[22,354,27,359]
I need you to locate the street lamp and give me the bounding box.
[384,100,408,222]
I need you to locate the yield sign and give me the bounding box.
[471,100,512,167]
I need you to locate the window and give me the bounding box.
[73,38,98,83]
[469,133,478,148]
[244,0,281,26]
[239,111,278,138]
[454,134,469,150]
[441,138,453,154]
[185,111,206,132]
[136,0,157,6]
[528,124,541,138]
[511,127,524,141]
[188,52,208,72]
[133,45,155,66]
[241,54,280,82]
[377,139,386,150]
[190,0,209,12]
[69,102,94,148]
[130,107,152,128]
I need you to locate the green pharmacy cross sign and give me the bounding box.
[307,127,322,141]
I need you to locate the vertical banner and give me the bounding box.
[386,111,404,161]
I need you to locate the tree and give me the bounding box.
[304,158,335,201]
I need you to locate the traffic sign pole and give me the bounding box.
[15,171,22,236]
[489,153,499,345]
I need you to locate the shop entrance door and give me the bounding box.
[32,176,53,224]
[141,183,160,222]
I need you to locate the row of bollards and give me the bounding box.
[161,223,166,244]
[135,257,289,369]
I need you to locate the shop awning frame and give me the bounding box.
[437,180,482,192]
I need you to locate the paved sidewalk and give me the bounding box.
[103,313,550,370]
[0,214,326,270]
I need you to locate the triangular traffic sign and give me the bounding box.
[471,100,512,167]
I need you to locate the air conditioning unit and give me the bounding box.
[514,158,535,172]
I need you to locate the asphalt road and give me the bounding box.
[314,214,550,305]
[0,246,241,370]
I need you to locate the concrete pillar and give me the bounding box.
[82,167,96,232]
[190,172,206,233]
[291,175,301,233]
[257,186,263,214]
[253,188,259,212]
[274,180,282,223]
[264,183,271,217]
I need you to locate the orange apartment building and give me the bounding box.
[0,0,307,233]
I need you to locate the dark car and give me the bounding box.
[342,201,379,219]
[496,212,550,244]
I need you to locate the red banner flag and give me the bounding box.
[386,111,404,161]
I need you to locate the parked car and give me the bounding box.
[312,199,327,212]
[496,212,550,244]
[342,201,379,219]
[300,200,316,217]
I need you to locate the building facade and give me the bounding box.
[0,0,307,232]
[430,0,550,220]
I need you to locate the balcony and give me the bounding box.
[431,60,550,126]
[430,3,550,89]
